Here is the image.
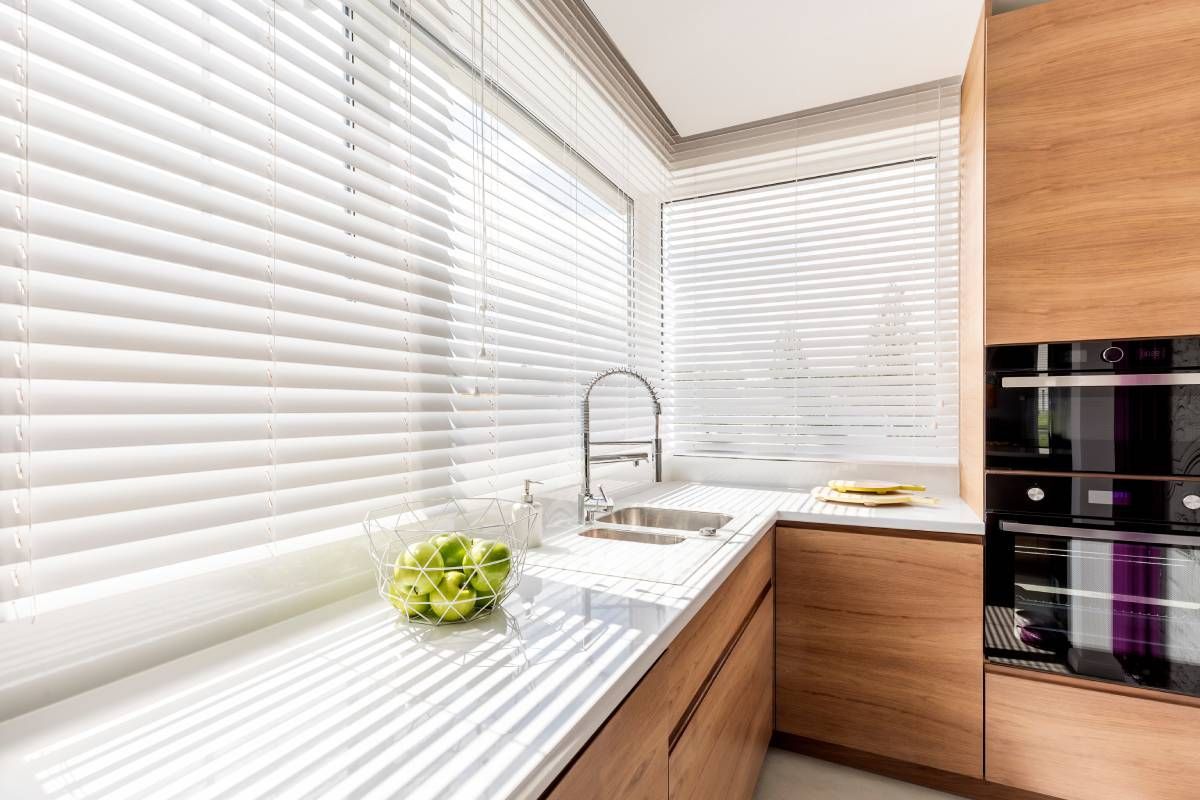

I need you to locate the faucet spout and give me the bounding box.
[579,367,663,523]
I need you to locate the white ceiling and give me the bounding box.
[585,1,1035,137]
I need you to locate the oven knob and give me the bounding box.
[1027,487,1045,502]
[1184,495,1200,511]
[1101,346,1125,363]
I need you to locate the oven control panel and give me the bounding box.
[987,473,1200,525]
[987,337,1200,374]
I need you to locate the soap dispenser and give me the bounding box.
[515,479,544,548]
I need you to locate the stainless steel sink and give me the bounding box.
[578,528,686,545]
[596,506,733,532]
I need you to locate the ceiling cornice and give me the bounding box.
[672,77,962,154]
[524,0,679,160]
[552,0,963,165]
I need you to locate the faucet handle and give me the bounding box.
[597,484,610,505]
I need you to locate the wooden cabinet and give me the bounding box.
[985,0,1200,345]
[774,525,983,777]
[544,533,773,800]
[661,532,773,723]
[986,667,1200,800]
[668,589,773,800]
[957,0,986,516]
[545,657,671,800]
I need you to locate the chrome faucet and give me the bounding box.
[579,367,663,523]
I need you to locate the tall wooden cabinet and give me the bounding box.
[958,0,987,516]
[774,526,984,778]
[984,0,1200,345]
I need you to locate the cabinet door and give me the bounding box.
[545,658,670,800]
[987,669,1200,800]
[985,0,1200,344]
[668,589,773,800]
[775,527,983,777]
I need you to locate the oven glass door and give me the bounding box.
[985,518,1200,696]
[986,377,1200,475]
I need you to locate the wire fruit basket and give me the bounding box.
[364,497,536,625]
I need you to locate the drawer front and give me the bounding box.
[986,670,1200,800]
[544,532,773,800]
[544,656,670,800]
[668,588,774,800]
[663,530,773,724]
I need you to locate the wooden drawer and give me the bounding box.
[668,588,774,800]
[986,669,1200,800]
[775,526,983,777]
[544,655,671,800]
[662,530,773,725]
[545,532,773,800]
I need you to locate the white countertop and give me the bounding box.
[649,481,984,536]
[0,483,981,800]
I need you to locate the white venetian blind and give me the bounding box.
[0,0,665,621]
[426,0,668,458]
[665,84,959,463]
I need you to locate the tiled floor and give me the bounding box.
[754,749,968,800]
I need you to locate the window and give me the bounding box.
[0,0,660,626]
[480,100,647,494]
[664,88,959,463]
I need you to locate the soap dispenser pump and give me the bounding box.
[516,479,544,548]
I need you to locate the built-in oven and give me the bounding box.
[986,337,1200,476]
[984,473,1200,697]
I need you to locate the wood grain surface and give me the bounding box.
[986,669,1200,800]
[669,590,773,800]
[985,0,1200,344]
[661,531,773,726]
[775,526,983,777]
[959,0,987,514]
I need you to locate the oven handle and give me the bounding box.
[1000,520,1200,547]
[1000,373,1200,388]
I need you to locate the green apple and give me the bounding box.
[436,570,467,594]
[393,541,444,596]
[428,570,477,622]
[387,580,430,619]
[431,532,471,569]
[462,539,511,595]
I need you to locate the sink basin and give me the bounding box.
[596,506,733,532]
[578,528,686,545]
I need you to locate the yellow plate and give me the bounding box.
[813,486,940,507]
[827,479,927,494]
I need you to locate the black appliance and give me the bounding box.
[986,337,1200,476]
[984,473,1200,696]
[984,337,1200,698]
